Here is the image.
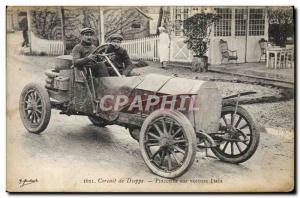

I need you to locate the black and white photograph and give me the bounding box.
[6,5,295,192]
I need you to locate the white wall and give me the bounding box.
[208,7,268,65]
[209,37,246,65]
[209,35,268,65]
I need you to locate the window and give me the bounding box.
[174,7,190,36]
[235,9,247,36]
[214,8,232,37]
[249,8,265,36]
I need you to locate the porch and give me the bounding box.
[208,62,294,84]
[163,61,294,85]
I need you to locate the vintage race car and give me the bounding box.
[19,45,260,178]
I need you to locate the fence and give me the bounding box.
[30,32,64,56]
[29,32,193,63]
[122,35,194,63]
[30,33,159,59]
[121,35,159,61]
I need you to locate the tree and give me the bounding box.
[31,8,62,40]
[182,13,219,72]
[156,7,163,34]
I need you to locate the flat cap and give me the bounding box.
[108,33,124,41]
[80,27,95,35]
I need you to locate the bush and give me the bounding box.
[183,13,219,57]
[268,7,294,47]
[269,24,294,47]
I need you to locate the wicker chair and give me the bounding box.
[219,39,238,64]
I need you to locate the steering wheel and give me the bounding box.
[92,44,109,55]
[88,44,115,64]
[88,44,122,77]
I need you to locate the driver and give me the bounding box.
[71,27,109,77]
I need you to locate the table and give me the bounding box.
[266,47,282,69]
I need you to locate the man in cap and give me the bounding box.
[71,27,109,77]
[104,33,135,76]
[18,12,29,47]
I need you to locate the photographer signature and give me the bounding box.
[19,178,38,187]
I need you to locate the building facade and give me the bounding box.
[6,7,28,32]
[163,6,269,65]
[7,6,269,64]
[103,7,154,40]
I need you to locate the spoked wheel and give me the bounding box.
[211,105,260,163]
[19,83,51,134]
[140,110,197,178]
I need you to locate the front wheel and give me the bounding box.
[19,83,51,134]
[140,110,197,178]
[211,105,260,163]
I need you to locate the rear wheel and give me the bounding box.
[19,83,51,134]
[140,110,197,178]
[211,106,260,163]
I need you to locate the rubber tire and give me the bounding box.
[88,116,108,127]
[211,105,260,164]
[19,83,51,134]
[139,110,197,178]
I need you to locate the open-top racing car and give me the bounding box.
[19,45,260,178]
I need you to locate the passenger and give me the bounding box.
[105,33,137,76]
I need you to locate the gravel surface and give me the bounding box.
[244,101,294,131]
[215,81,282,98]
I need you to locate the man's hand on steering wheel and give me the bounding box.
[87,54,98,63]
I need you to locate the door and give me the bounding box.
[169,36,193,63]
[209,7,247,65]
[233,8,248,63]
